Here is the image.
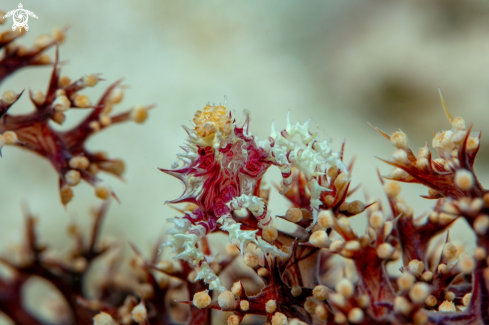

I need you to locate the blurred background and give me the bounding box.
[1,0,489,323]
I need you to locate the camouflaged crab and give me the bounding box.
[1,8,489,325]
[159,104,347,293]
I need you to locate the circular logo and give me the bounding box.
[13,9,28,27]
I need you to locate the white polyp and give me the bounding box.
[454,169,474,191]
[93,312,118,325]
[388,168,410,180]
[392,149,408,164]
[131,105,149,124]
[53,95,71,112]
[390,130,408,149]
[161,218,225,292]
[309,231,330,248]
[2,131,17,145]
[83,74,98,87]
[2,90,17,104]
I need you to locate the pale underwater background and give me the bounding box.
[0,0,489,323]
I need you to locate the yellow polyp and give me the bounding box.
[438,88,453,123]
[193,104,232,138]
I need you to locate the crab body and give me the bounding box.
[161,111,272,232]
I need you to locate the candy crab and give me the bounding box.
[161,104,347,292]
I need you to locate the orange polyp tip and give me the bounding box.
[193,104,232,138]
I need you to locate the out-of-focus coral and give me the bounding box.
[0,17,151,206]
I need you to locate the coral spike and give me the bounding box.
[438,88,453,123]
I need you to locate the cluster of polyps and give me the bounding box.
[372,97,483,200]
[161,104,347,292]
[157,101,489,324]
[0,20,151,205]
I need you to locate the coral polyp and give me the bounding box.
[193,104,232,139]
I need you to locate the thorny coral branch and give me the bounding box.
[0,18,152,206]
